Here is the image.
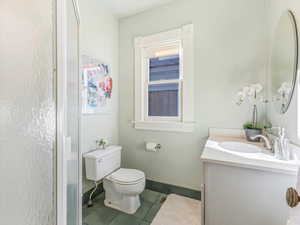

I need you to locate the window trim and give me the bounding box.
[134,24,194,132]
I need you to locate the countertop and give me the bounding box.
[201,131,300,175]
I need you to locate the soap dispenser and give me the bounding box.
[277,128,291,160]
[273,137,282,160]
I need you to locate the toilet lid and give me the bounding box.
[109,168,145,184]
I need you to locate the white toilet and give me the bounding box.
[84,145,145,214]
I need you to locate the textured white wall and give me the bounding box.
[0,0,55,224]
[119,0,269,190]
[79,0,119,192]
[266,0,300,145]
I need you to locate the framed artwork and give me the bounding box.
[81,57,113,114]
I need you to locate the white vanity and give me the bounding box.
[201,129,300,225]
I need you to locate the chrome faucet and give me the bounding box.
[250,134,272,151]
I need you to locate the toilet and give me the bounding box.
[84,145,145,214]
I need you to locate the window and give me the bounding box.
[134,24,194,132]
[148,52,180,119]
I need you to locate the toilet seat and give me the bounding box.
[107,168,145,185]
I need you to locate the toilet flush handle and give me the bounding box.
[286,187,300,208]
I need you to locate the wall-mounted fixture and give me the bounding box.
[145,142,161,152]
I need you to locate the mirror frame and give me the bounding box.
[278,10,299,114]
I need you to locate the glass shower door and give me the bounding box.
[66,0,80,225]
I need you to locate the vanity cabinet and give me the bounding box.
[202,162,296,225]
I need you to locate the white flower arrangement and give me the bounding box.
[272,82,293,112]
[235,83,264,106]
[277,81,292,96]
[235,83,266,132]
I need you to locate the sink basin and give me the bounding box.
[219,141,262,153]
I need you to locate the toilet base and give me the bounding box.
[103,170,145,214]
[104,189,141,214]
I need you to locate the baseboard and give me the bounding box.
[82,182,104,205]
[146,179,201,200]
[82,179,201,205]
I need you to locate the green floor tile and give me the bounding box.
[139,221,151,225]
[143,203,162,223]
[82,194,107,219]
[92,193,106,208]
[155,193,167,204]
[83,192,106,210]
[133,200,152,219]
[83,190,165,225]
[83,206,120,225]
[82,206,97,220]
[141,189,160,203]
[109,213,142,225]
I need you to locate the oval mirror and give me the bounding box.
[271,10,299,114]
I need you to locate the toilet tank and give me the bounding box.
[84,145,122,181]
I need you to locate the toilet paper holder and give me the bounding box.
[286,187,300,208]
[155,144,162,150]
[145,142,161,151]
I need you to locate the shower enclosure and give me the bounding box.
[0,0,56,224]
[56,0,81,225]
[0,0,81,224]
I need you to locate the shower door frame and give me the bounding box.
[56,0,82,225]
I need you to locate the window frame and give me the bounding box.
[134,24,194,132]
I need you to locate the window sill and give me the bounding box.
[134,121,195,133]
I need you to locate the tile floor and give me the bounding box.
[83,189,167,225]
